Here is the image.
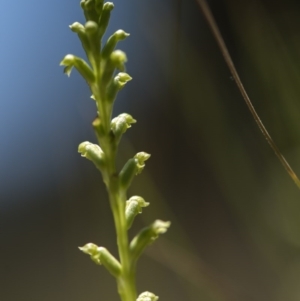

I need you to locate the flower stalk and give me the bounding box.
[60,1,170,301]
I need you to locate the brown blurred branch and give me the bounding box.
[195,0,300,189]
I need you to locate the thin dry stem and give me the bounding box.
[195,0,300,189]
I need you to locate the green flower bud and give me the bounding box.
[79,242,99,258]
[110,50,127,72]
[69,22,85,33]
[78,141,105,171]
[85,20,98,34]
[84,0,94,10]
[111,113,136,142]
[60,54,95,84]
[79,243,121,277]
[119,152,150,191]
[85,21,100,63]
[101,51,128,88]
[95,0,104,15]
[130,220,171,263]
[102,30,130,60]
[98,2,114,38]
[137,292,159,301]
[69,23,92,62]
[126,196,149,229]
[119,158,137,191]
[80,0,100,23]
[106,72,132,103]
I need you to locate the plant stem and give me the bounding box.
[93,69,137,301]
[106,149,137,301]
[111,189,137,301]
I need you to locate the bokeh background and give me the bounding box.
[2,0,300,300]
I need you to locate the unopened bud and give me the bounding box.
[95,0,104,14]
[101,51,128,88]
[102,30,130,60]
[110,50,127,72]
[60,54,95,84]
[85,20,98,34]
[80,0,100,23]
[69,23,91,59]
[79,243,99,257]
[130,220,171,263]
[106,72,132,103]
[84,21,100,61]
[119,152,150,191]
[98,2,114,37]
[69,22,85,33]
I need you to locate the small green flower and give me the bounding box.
[119,152,151,191]
[126,196,150,229]
[111,113,136,143]
[134,152,151,174]
[102,30,130,60]
[98,2,114,37]
[78,141,105,170]
[106,73,132,103]
[69,22,85,33]
[130,220,171,263]
[79,243,121,277]
[60,54,95,84]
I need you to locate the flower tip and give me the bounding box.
[85,20,98,34]
[153,220,171,234]
[104,2,114,10]
[79,243,99,255]
[135,152,151,161]
[116,72,132,82]
[115,29,130,39]
[69,22,84,32]
[60,54,75,66]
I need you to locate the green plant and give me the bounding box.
[60,1,170,301]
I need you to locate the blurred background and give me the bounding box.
[2,0,300,300]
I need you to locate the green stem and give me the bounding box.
[111,189,137,301]
[94,69,137,301]
[106,152,137,301]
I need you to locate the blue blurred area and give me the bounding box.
[1,0,84,203]
[0,0,161,206]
